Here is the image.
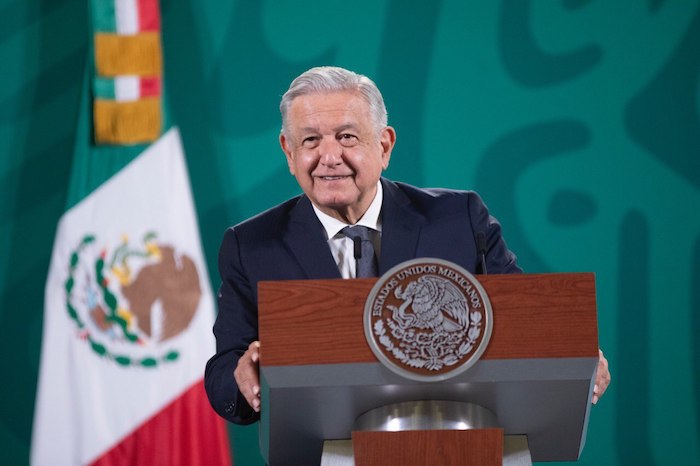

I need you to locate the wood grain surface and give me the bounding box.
[351,429,503,466]
[258,273,598,366]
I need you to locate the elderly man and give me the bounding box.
[204,66,610,425]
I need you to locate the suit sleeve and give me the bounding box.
[467,192,522,274]
[204,227,260,424]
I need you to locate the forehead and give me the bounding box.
[287,91,372,129]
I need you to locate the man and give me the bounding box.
[204,66,610,425]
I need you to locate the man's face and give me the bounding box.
[280,91,396,224]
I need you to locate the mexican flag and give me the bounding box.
[30,1,231,465]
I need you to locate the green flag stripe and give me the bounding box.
[90,0,117,33]
[93,77,116,99]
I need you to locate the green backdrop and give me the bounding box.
[1,0,699,464]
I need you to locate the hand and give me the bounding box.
[592,349,610,405]
[234,341,261,412]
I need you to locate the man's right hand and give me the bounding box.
[234,340,261,412]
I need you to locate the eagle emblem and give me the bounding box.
[65,232,201,367]
[390,275,469,333]
[365,259,492,381]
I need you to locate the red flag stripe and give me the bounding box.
[140,76,161,97]
[89,380,232,466]
[137,0,160,31]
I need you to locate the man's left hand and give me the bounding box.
[592,349,610,404]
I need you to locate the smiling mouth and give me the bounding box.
[318,175,350,181]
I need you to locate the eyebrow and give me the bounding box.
[298,123,359,134]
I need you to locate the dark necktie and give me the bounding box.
[342,226,378,278]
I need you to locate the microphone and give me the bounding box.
[476,232,488,275]
[352,236,362,260]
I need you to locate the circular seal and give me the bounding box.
[364,258,493,382]
[64,232,201,368]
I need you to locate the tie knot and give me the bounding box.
[342,225,373,242]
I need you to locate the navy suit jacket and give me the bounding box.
[204,178,521,424]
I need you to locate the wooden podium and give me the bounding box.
[258,273,598,465]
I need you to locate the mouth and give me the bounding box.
[317,175,351,181]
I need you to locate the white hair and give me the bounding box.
[279,66,388,135]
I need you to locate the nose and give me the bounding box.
[318,137,342,166]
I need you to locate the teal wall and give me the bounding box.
[1,0,699,464]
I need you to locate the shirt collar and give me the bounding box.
[312,181,383,240]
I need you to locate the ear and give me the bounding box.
[279,133,295,175]
[379,126,396,170]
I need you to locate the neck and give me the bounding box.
[320,205,369,225]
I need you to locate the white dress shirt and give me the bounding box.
[312,182,383,278]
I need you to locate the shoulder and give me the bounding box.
[225,195,306,243]
[383,178,484,216]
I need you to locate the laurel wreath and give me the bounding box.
[65,234,179,368]
[373,312,482,371]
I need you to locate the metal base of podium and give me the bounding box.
[321,401,532,466]
[356,400,499,431]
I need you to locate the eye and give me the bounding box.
[302,136,319,148]
[338,133,358,147]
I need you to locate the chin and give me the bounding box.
[313,190,356,207]
[318,199,353,211]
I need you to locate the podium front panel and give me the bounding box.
[259,273,598,465]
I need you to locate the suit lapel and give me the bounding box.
[379,179,426,274]
[282,181,425,278]
[284,196,342,279]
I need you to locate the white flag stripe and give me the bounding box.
[115,0,139,35]
[31,129,216,465]
[114,76,140,101]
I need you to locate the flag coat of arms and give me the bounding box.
[31,129,231,465]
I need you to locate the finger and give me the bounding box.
[249,341,262,411]
[250,341,261,363]
[597,370,611,394]
[592,350,611,404]
[235,368,261,412]
[234,347,262,411]
[593,376,608,404]
[233,364,255,398]
[592,384,599,405]
[250,389,261,412]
